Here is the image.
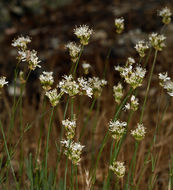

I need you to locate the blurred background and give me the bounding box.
[1,0,173,189]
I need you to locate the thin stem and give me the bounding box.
[72,46,84,76]
[45,107,55,178]
[140,50,158,123]
[0,121,19,189]
[92,88,133,186]
[79,98,97,140]
[126,141,139,189]
[64,158,68,190]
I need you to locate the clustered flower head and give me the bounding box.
[12,36,41,71]
[113,82,123,104]
[131,123,146,141]
[45,89,63,107]
[115,58,146,89]
[135,40,149,57]
[11,36,31,50]
[130,95,139,111]
[39,71,54,91]
[77,77,93,98]
[159,72,173,96]
[62,118,76,140]
[149,33,166,51]
[108,119,127,140]
[58,75,79,97]
[61,139,85,165]
[0,76,8,88]
[158,7,172,25]
[82,61,91,74]
[124,95,139,111]
[88,77,107,98]
[74,25,93,45]
[114,17,124,34]
[158,72,170,87]
[109,161,126,178]
[65,42,81,63]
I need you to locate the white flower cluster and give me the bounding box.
[113,82,123,104]
[11,36,31,50]
[65,42,81,63]
[39,71,54,91]
[77,77,93,98]
[45,89,63,107]
[58,75,79,96]
[135,40,149,57]
[125,95,139,111]
[149,33,166,51]
[108,119,127,140]
[62,118,76,140]
[61,139,85,165]
[114,17,124,34]
[158,7,172,24]
[109,161,126,178]
[12,36,41,71]
[0,76,8,88]
[159,72,173,96]
[131,123,146,141]
[88,77,107,98]
[115,58,146,89]
[58,75,93,98]
[82,61,91,74]
[74,25,93,45]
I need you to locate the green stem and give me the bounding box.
[64,158,68,190]
[126,141,139,189]
[0,121,19,189]
[45,107,55,178]
[79,98,97,140]
[75,166,78,190]
[136,102,169,189]
[92,88,133,186]
[70,162,74,190]
[72,46,84,76]
[140,50,158,123]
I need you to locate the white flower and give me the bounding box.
[135,40,149,57]
[39,71,54,91]
[115,63,146,89]
[126,57,135,66]
[108,119,127,140]
[88,77,107,98]
[65,42,81,63]
[62,118,76,140]
[0,76,8,88]
[130,95,139,111]
[113,82,123,104]
[109,161,125,178]
[12,36,31,49]
[114,17,124,34]
[158,72,170,87]
[131,123,146,141]
[45,89,63,107]
[124,103,130,111]
[61,139,85,165]
[77,77,93,98]
[149,33,166,51]
[82,62,91,74]
[58,75,79,96]
[18,50,41,70]
[158,7,172,24]
[164,80,173,96]
[74,25,93,45]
